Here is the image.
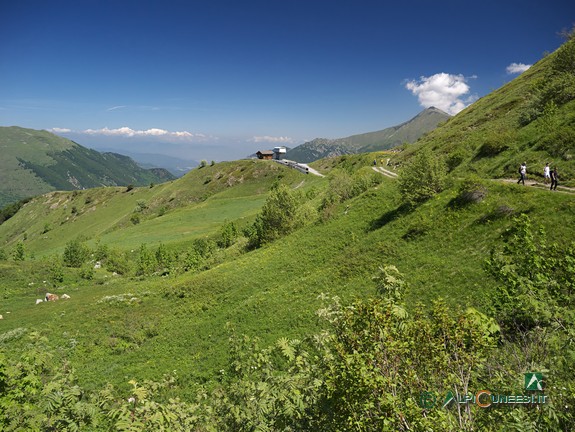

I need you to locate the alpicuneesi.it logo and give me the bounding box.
[419,372,548,409]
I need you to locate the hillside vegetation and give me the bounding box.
[0,127,175,208]
[0,37,574,431]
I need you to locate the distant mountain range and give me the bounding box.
[286,107,450,163]
[95,149,198,177]
[0,126,175,208]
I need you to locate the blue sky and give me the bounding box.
[1,0,573,161]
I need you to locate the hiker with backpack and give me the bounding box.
[550,167,559,191]
[517,162,527,185]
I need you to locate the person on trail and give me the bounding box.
[544,163,550,184]
[550,167,559,191]
[373,159,377,166]
[517,162,527,185]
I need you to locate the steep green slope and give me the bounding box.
[286,107,450,163]
[0,126,175,208]
[391,37,575,185]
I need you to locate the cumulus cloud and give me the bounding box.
[506,62,532,75]
[82,127,207,140]
[250,136,294,144]
[405,73,477,115]
[48,127,72,133]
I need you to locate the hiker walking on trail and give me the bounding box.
[544,163,550,184]
[517,162,527,185]
[550,167,559,190]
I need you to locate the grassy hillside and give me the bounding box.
[0,126,175,208]
[1,161,574,403]
[0,38,574,431]
[0,159,318,256]
[286,107,450,163]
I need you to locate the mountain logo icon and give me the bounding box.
[524,372,544,391]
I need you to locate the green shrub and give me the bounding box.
[94,241,109,261]
[79,264,95,280]
[49,258,64,284]
[181,248,202,273]
[105,249,132,275]
[130,213,141,225]
[397,148,447,207]
[155,243,174,273]
[217,221,238,248]
[63,239,90,268]
[12,242,25,261]
[136,243,157,276]
[247,184,305,248]
[134,200,148,212]
[158,206,168,216]
[485,214,575,333]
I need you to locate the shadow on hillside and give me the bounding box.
[368,203,412,231]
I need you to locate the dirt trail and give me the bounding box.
[372,166,398,178]
[370,165,575,194]
[496,178,575,194]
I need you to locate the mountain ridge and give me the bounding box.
[286,107,450,163]
[0,126,175,208]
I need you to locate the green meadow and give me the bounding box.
[0,35,574,431]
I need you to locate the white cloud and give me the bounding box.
[47,127,72,133]
[405,73,477,115]
[250,136,294,144]
[506,62,532,75]
[81,126,207,140]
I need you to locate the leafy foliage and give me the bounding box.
[397,147,447,206]
[217,220,238,248]
[63,239,91,268]
[12,241,25,261]
[247,183,311,248]
[486,214,575,334]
